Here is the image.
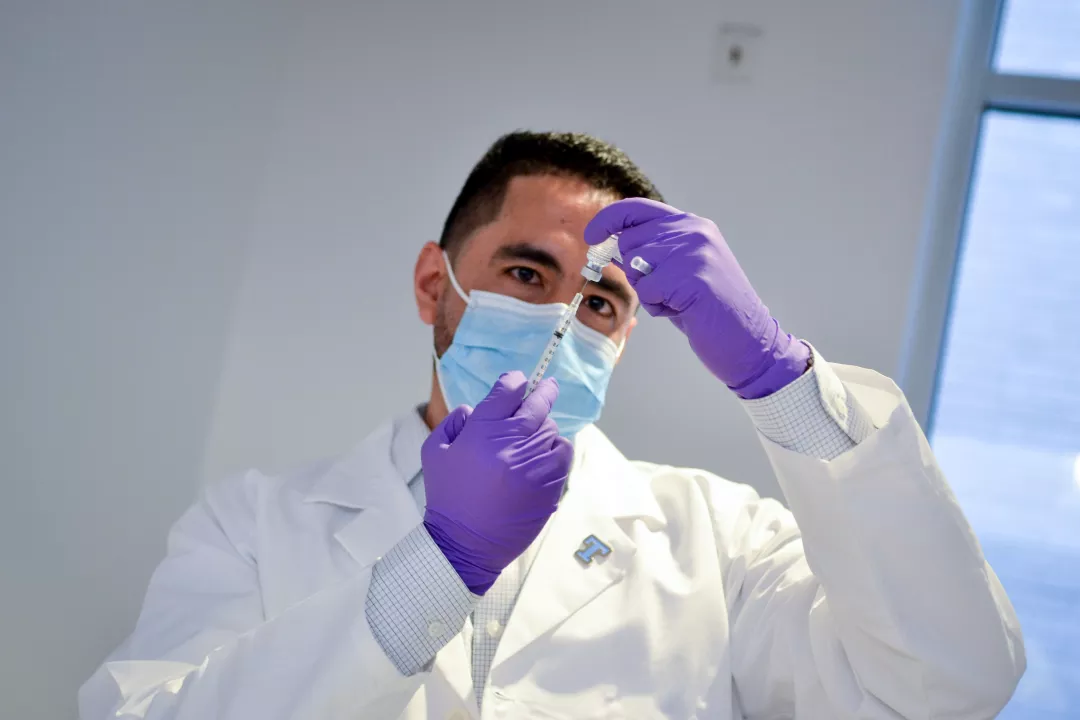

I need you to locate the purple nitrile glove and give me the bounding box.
[422,371,573,595]
[584,198,810,399]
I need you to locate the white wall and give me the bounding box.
[0,2,300,717]
[204,0,963,498]
[0,1,962,717]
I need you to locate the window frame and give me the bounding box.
[899,0,1080,429]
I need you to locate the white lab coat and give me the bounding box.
[80,364,1024,719]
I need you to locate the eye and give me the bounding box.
[509,266,541,285]
[584,294,615,319]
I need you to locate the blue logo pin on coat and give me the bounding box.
[574,535,611,565]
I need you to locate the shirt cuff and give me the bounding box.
[739,345,876,460]
[365,523,477,676]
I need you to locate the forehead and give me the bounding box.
[464,174,638,313]
[495,174,615,231]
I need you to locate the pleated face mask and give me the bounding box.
[434,253,621,438]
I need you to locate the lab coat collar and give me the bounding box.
[300,416,425,569]
[301,412,663,523]
[303,404,430,511]
[302,419,402,510]
[390,404,429,485]
[300,412,664,568]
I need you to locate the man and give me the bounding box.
[81,132,1025,719]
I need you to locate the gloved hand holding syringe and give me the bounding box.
[523,234,653,398]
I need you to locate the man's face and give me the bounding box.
[415,174,638,357]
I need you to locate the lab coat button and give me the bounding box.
[485,619,502,638]
[427,620,447,638]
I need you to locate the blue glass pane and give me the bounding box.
[933,111,1080,718]
[995,0,1080,79]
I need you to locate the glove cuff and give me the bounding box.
[728,324,812,400]
[423,516,501,595]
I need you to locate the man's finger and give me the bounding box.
[426,404,472,447]
[614,213,693,254]
[441,405,472,444]
[547,435,575,469]
[471,371,528,421]
[513,437,573,488]
[516,377,559,432]
[422,404,472,468]
[584,197,681,247]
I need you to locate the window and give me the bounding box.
[909,2,1080,717]
[935,110,1080,718]
[995,0,1080,79]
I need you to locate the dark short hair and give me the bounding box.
[438,131,664,258]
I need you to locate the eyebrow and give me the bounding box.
[493,242,636,312]
[492,243,564,277]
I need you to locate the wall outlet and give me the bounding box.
[712,22,764,84]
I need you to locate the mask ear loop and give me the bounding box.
[442,251,470,304]
[615,335,628,363]
[433,251,470,413]
[432,346,455,412]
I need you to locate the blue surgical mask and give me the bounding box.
[435,253,622,438]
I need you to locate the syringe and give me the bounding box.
[522,236,628,399]
[523,280,587,398]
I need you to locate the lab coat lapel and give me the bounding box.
[430,633,482,720]
[304,418,480,718]
[490,426,664,672]
[303,421,421,569]
[492,502,635,665]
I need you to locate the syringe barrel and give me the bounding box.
[523,294,583,398]
[524,353,551,397]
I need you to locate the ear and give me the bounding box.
[414,242,446,326]
[615,315,637,365]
